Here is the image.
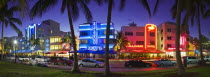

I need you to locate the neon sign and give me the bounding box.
[147,25,155,31]
[127,45,143,48]
[145,24,157,49]
[87,46,103,51]
[168,48,182,50]
[92,21,98,44]
[147,45,155,48]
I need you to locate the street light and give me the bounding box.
[14,40,17,63]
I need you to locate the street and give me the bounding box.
[47,61,204,72]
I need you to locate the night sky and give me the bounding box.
[2,0,210,38]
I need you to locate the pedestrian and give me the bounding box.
[183,57,187,68]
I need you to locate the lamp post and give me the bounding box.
[14,40,17,63]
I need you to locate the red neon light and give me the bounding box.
[127,45,143,48]
[168,48,182,50]
[147,45,155,48]
[147,25,155,31]
[145,24,157,49]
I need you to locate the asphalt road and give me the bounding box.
[9,59,209,72]
[47,61,203,72]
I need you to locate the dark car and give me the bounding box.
[124,60,152,68]
[50,57,73,66]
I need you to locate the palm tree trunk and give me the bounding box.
[67,4,80,73]
[197,5,206,65]
[1,21,4,61]
[175,0,185,76]
[104,0,113,76]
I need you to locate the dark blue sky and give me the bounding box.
[2,0,210,38]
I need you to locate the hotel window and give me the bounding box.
[136,32,144,36]
[161,44,163,48]
[80,31,88,36]
[50,37,61,43]
[80,40,88,44]
[50,45,62,50]
[136,41,144,45]
[125,32,133,36]
[167,44,172,47]
[104,30,114,35]
[161,37,163,40]
[22,47,24,49]
[150,32,155,37]
[167,28,171,32]
[50,30,53,34]
[161,29,163,34]
[150,41,155,45]
[167,36,172,40]
[22,42,24,44]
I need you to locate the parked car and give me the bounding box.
[154,58,176,67]
[182,56,200,64]
[124,60,152,68]
[6,55,15,60]
[32,56,50,62]
[50,57,73,66]
[19,56,30,61]
[78,58,104,68]
[204,55,210,62]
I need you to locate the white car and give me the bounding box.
[182,56,200,64]
[19,56,30,61]
[204,55,210,62]
[78,58,104,68]
[154,58,176,67]
[33,56,50,62]
[7,56,15,60]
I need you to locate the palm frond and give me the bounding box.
[30,0,57,19]
[153,0,159,16]
[79,0,93,23]
[71,2,79,21]
[9,21,22,34]
[9,18,22,25]
[119,0,126,11]
[61,0,67,13]
[137,0,151,18]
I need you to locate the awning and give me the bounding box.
[69,50,117,54]
[45,51,69,54]
[122,50,165,53]
[11,50,32,53]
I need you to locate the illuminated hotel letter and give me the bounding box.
[144,24,157,49]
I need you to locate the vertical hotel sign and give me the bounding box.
[144,24,157,49]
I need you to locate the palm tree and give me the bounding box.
[0,5,22,61]
[185,0,210,65]
[174,0,186,75]
[27,35,40,56]
[30,0,93,73]
[61,33,72,59]
[113,31,129,53]
[104,0,152,75]
[172,0,210,65]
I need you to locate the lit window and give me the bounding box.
[22,42,24,44]
[167,28,171,32]
[167,36,172,40]
[80,40,88,44]
[150,32,155,36]
[167,44,172,47]
[125,32,133,36]
[136,41,144,45]
[22,47,24,49]
[50,30,53,34]
[150,41,155,45]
